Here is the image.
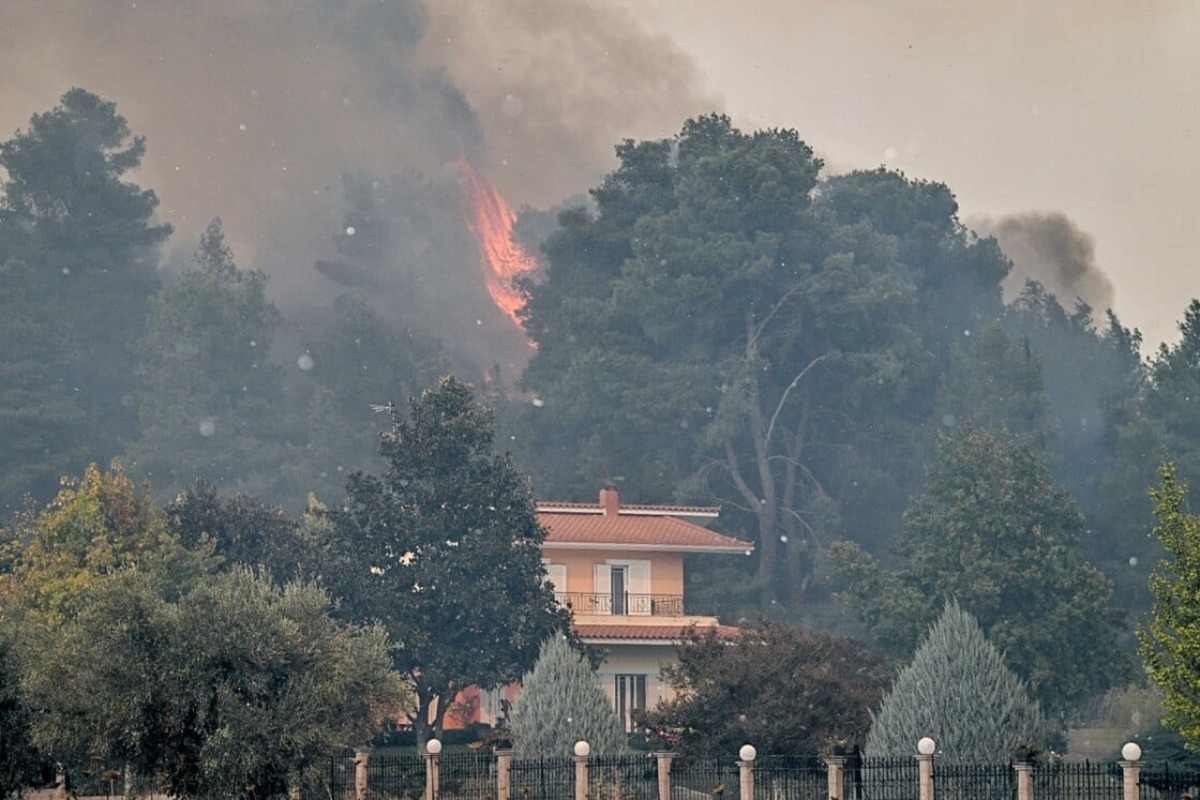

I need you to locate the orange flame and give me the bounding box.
[457,158,539,327]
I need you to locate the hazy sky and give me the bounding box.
[1,1,1195,352]
[620,0,1199,350]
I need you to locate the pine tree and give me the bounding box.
[508,636,627,758]
[866,601,1044,763]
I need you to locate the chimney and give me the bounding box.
[600,485,619,516]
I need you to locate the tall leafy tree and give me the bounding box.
[324,376,570,746]
[519,115,1009,609]
[1097,300,1200,611]
[291,294,445,505]
[0,461,213,630]
[831,425,1128,717]
[1139,463,1200,748]
[0,89,170,480]
[0,257,91,514]
[130,219,291,503]
[935,321,1052,448]
[641,622,890,758]
[866,601,1044,763]
[508,635,627,757]
[165,479,313,584]
[24,568,405,799]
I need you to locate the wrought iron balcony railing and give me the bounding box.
[554,591,687,617]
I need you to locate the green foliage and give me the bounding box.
[24,567,405,799]
[292,293,445,504]
[1,461,214,628]
[866,601,1044,762]
[935,321,1052,447]
[1139,463,1200,750]
[0,629,45,796]
[165,479,314,584]
[832,425,1128,716]
[0,89,170,481]
[641,622,890,758]
[0,256,91,513]
[508,636,627,757]
[519,115,1010,610]
[130,218,291,503]
[324,376,570,744]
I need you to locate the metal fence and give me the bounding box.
[588,754,660,800]
[935,761,1015,800]
[753,756,826,800]
[1140,762,1200,800]
[510,756,577,800]
[670,755,745,800]
[309,751,1198,800]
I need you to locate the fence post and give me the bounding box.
[916,737,936,800]
[738,745,756,800]
[655,751,674,800]
[1013,761,1033,800]
[425,738,443,800]
[354,748,370,800]
[824,756,845,800]
[574,741,591,800]
[1120,742,1142,800]
[496,748,513,800]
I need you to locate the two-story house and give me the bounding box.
[536,485,753,731]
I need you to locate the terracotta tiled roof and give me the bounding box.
[539,511,752,553]
[575,623,744,642]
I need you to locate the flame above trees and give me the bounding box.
[456,158,539,328]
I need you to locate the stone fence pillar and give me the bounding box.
[824,755,845,800]
[496,748,513,800]
[654,751,674,800]
[738,745,756,800]
[1120,742,1142,800]
[424,739,442,800]
[1013,761,1033,800]
[574,741,591,800]
[354,748,370,800]
[916,738,936,800]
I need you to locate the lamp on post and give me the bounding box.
[424,738,442,800]
[738,745,756,800]
[1120,742,1142,800]
[574,740,591,800]
[916,738,936,800]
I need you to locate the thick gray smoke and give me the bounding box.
[974,212,1116,314]
[0,0,715,312]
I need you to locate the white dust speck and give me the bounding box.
[345,226,356,236]
[297,353,314,371]
[199,420,216,437]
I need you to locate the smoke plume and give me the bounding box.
[0,0,716,313]
[973,212,1116,314]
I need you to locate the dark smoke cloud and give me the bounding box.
[973,212,1116,314]
[0,0,716,306]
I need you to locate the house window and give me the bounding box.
[615,674,647,733]
[544,562,567,593]
[593,560,652,615]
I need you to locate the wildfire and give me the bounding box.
[456,158,539,327]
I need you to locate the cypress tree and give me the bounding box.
[866,600,1044,763]
[508,636,627,757]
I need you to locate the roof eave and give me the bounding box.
[542,542,753,554]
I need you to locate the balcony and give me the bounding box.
[554,591,687,617]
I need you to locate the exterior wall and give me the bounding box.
[595,642,678,731]
[542,547,684,595]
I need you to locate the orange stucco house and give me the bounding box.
[460,486,753,732]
